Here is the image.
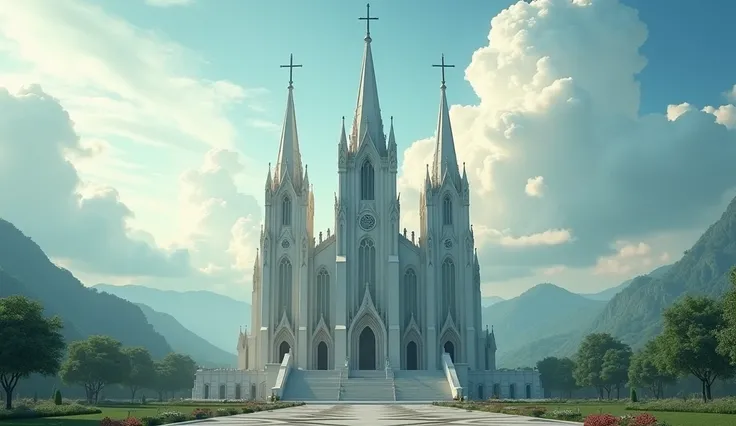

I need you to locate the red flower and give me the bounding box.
[584,414,620,426]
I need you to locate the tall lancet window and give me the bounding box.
[278,258,293,320]
[441,258,456,319]
[316,269,330,327]
[358,238,376,300]
[403,268,418,327]
[282,195,292,226]
[443,195,453,226]
[360,160,375,200]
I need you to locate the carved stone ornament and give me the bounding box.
[263,238,270,265]
[301,237,307,266]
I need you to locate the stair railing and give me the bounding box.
[385,356,397,401]
[338,357,349,401]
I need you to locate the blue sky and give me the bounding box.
[1,0,735,301]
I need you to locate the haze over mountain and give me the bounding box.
[94,284,251,354]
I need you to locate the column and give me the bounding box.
[334,256,348,369]
[425,266,437,369]
[297,245,309,369]
[259,255,271,368]
[387,255,401,369]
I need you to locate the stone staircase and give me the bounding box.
[281,369,341,401]
[340,370,396,401]
[394,370,453,401]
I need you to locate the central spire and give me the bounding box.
[274,54,304,187]
[431,54,461,187]
[351,3,385,154]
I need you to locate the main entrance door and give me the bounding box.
[406,341,418,370]
[444,341,455,363]
[317,341,328,370]
[358,327,376,370]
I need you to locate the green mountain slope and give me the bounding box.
[588,198,736,349]
[135,303,236,368]
[482,283,606,367]
[94,284,251,354]
[0,219,172,358]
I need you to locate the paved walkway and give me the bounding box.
[203,404,576,425]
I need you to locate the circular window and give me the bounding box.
[359,214,376,231]
[444,239,453,249]
[281,239,290,249]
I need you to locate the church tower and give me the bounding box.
[258,55,314,370]
[335,4,402,371]
[420,55,478,369]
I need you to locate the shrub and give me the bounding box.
[158,411,188,423]
[0,401,100,420]
[546,409,583,421]
[584,414,619,426]
[626,397,736,414]
[54,390,62,406]
[141,417,163,426]
[630,388,637,403]
[100,417,123,426]
[191,408,212,419]
[226,407,239,415]
[215,408,229,416]
[121,418,143,426]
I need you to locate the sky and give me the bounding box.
[1,0,735,301]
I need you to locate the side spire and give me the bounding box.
[274,54,304,188]
[351,3,385,154]
[431,54,461,187]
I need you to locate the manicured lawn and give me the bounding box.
[1,404,273,426]
[537,402,735,426]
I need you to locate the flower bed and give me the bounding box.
[626,397,736,414]
[0,399,102,420]
[433,401,548,418]
[101,402,304,426]
[584,413,669,426]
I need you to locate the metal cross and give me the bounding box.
[280,54,302,88]
[359,3,379,39]
[432,54,455,87]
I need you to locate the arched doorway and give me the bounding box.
[278,341,290,363]
[317,341,328,370]
[218,384,226,399]
[525,384,532,399]
[406,341,418,370]
[235,384,241,400]
[443,341,455,363]
[250,384,256,400]
[203,384,210,399]
[478,384,484,400]
[509,383,516,399]
[358,327,376,370]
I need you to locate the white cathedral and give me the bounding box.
[192,5,542,402]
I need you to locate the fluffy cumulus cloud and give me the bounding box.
[0,86,191,276]
[399,0,736,282]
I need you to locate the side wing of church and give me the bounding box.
[192,5,542,402]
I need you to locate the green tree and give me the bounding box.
[601,346,632,399]
[59,335,130,403]
[573,333,628,399]
[0,296,66,409]
[628,337,676,399]
[122,347,155,402]
[659,296,734,402]
[536,356,578,398]
[717,268,736,364]
[153,353,197,401]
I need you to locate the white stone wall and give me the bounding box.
[192,366,281,401]
[467,370,544,400]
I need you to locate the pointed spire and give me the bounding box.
[388,116,396,146]
[339,116,348,146]
[352,4,385,153]
[275,55,304,188]
[265,164,272,190]
[431,54,461,187]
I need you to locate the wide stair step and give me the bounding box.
[394,370,453,402]
[341,370,395,401]
[281,369,341,401]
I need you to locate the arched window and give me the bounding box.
[203,384,210,399]
[442,258,456,319]
[316,269,330,327]
[235,384,242,400]
[218,384,226,399]
[360,160,375,200]
[358,238,376,300]
[443,195,452,225]
[403,268,418,326]
[278,258,293,320]
[282,196,291,226]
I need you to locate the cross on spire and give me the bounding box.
[359,3,379,41]
[432,54,455,88]
[280,53,302,89]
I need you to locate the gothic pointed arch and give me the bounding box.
[281,194,292,226]
[402,267,418,327]
[360,158,375,200]
[311,315,333,370]
[277,257,293,323]
[439,310,461,363]
[272,310,295,363]
[315,268,330,328]
[443,193,453,225]
[348,285,387,370]
[402,313,423,370]
[441,257,456,320]
[358,237,376,302]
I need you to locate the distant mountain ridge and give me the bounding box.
[94,284,251,354]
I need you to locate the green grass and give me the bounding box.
[536,402,735,426]
[0,404,280,426]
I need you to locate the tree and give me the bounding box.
[600,346,632,399]
[60,335,130,403]
[717,268,736,364]
[153,353,197,401]
[659,296,734,402]
[573,333,628,399]
[122,347,155,402]
[536,356,578,398]
[628,337,676,399]
[0,296,66,409]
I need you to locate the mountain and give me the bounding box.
[94,284,251,354]
[135,303,237,368]
[580,264,673,301]
[588,198,736,350]
[481,296,505,307]
[0,219,172,357]
[482,283,607,368]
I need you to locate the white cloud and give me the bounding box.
[399,0,736,282]
[500,229,573,247]
[145,0,194,7]
[525,176,545,197]
[594,241,655,275]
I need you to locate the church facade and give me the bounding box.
[192,5,542,401]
